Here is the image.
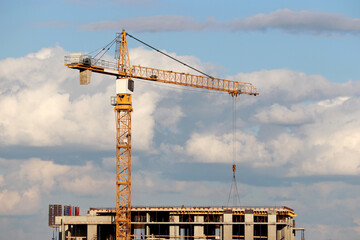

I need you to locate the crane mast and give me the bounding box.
[65,30,259,240]
[114,31,133,240]
[114,92,132,240]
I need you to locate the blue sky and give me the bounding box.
[1,0,360,239]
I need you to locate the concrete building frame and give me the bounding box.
[53,206,302,240]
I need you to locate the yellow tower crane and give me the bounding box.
[65,30,259,240]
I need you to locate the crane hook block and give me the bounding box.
[116,78,134,94]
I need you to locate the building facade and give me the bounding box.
[53,206,303,240]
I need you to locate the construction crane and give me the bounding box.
[64,30,259,240]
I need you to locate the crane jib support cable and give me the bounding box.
[93,38,117,65]
[126,32,215,79]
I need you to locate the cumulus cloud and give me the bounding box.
[183,132,272,166]
[173,69,360,176]
[2,45,360,177]
[155,105,185,132]
[0,46,195,151]
[181,131,297,168]
[132,169,232,206]
[0,157,113,215]
[253,103,314,125]
[181,95,360,176]
[0,187,41,215]
[232,69,360,103]
[2,41,360,240]
[81,9,360,36]
[253,96,351,125]
[129,46,208,75]
[0,46,112,148]
[242,181,360,239]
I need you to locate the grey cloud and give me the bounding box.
[226,9,360,35]
[65,0,159,6]
[82,9,360,36]
[31,21,70,28]
[83,15,205,32]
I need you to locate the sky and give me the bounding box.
[0,0,360,239]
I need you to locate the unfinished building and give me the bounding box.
[50,205,304,240]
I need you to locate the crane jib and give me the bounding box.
[65,57,258,96]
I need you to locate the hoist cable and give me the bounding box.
[233,97,237,167]
[227,96,241,207]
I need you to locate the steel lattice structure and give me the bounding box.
[65,30,259,240]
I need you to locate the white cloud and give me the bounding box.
[2,42,360,240]
[292,97,360,176]
[0,157,114,215]
[61,174,112,197]
[156,105,185,132]
[253,103,314,125]
[0,46,198,151]
[132,91,161,152]
[18,158,69,191]
[354,218,360,236]
[102,157,115,169]
[181,131,300,168]
[232,69,360,103]
[130,46,208,75]
[244,181,360,239]
[253,96,351,125]
[81,10,360,36]
[132,169,231,206]
[183,132,272,166]
[0,187,41,215]
[4,47,359,177]
[306,224,360,240]
[0,174,4,187]
[176,90,360,176]
[184,133,233,163]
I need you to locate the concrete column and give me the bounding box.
[276,227,283,240]
[60,222,69,240]
[244,210,253,240]
[66,225,71,239]
[286,225,291,240]
[60,219,65,240]
[286,224,294,240]
[219,225,223,240]
[291,219,296,240]
[87,224,97,240]
[223,211,232,240]
[268,210,276,240]
[146,213,150,236]
[170,215,180,239]
[284,217,293,240]
[194,215,204,239]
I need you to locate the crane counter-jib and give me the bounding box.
[64,54,259,96]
